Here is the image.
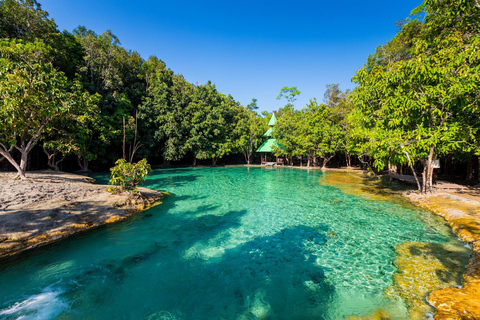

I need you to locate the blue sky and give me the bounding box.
[41,0,421,112]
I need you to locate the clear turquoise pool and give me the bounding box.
[0,167,465,319]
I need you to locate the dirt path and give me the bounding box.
[0,170,163,259]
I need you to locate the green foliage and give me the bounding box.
[247,98,259,111]
[351,0,480,191]
[0,39,73,177]
[272,98,343,167]
[276,86,301,104]
[108,158,153,193]
[229,107,267,164]
[0,0,56,41]
[323,84,342,108]
[1,0,478,181]
[138,57,193,161]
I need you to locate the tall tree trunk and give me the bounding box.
[428,158,435,190]
[193,155,197,166]
[307,156,311,168]
[478,156,480,183]
[401,147,421,192]
[424,146,435,193]
[388,162,397,174]
[345,152,351,167]
[77,157,90,172]
[19,150,28,173]
[422,163,427,194]
[322,155,334,169]
[466,158,475,181]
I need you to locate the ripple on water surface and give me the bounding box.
[0,167,468,319]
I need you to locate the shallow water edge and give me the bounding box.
[318,168,480,319]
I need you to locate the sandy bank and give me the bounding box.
[0,170,163,259]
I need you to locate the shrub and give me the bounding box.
[108,158,153,193]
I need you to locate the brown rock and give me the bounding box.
[405,191,480,319]
[0,171,163,259]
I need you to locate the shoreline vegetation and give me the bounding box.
[0,170,163,260]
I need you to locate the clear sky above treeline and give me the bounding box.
[41,0,421,112]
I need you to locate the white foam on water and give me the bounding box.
[0,287,68,320]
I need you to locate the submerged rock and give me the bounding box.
[318,171,409,202]
[348,309,391,320]
[320,170,479,319]
[387,241,469,319]
[406,192,480,319]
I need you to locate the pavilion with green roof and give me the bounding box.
[256,113,284,165]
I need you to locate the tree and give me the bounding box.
[186,83,234,165]
[231,107,266,164]
[324,85,355,167]
[295,100,342,168]
[0,0,56,41]
[73,27,143,169]
[323,84,342,108]
[108,158,152,193]
[272,106,303,164]
[247,98,259,111]
[352,0,480,192]
[138,56,194,163]
[0,0,83,77]
[0,39,73,179]
[276,86,301,105]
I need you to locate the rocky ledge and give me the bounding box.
[405,191,480,319]
[0,170,163,260]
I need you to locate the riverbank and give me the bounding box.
[404,188,480,319]
[0,170,163,260]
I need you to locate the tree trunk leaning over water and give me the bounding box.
[400,145,421,192]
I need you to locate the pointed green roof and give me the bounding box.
[256,138,277,153]
[256,112,284,153]
[268,113,277,126]
[263,127,273,137]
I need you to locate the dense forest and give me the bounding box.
[0,0,479,193]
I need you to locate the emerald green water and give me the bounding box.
[0,167,464,319]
